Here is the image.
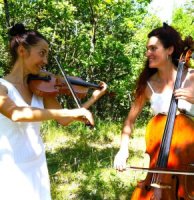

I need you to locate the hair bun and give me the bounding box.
[9,23,26,36]
[163,22,169,29]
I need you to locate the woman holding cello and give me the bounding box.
[0,23,107,200]
[114,23,194,199]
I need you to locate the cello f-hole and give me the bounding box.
[185,164,194,199]
[172,175,179,200]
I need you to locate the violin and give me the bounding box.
[130,49,194,199]
[28,57,105,128]
[27,70,102,99]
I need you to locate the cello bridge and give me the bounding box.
[151,183,172,189]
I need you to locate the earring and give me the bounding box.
[167,54,172,61]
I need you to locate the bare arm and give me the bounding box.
[42,81,107,125]
[174,69,194,104]
[82,81,108,109]
[120,98,146,148]
[114,90,148,171]
[43,96,92,126]
[0,84,94,126]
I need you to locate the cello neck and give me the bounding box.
[156,61,185,168]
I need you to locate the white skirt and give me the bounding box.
[0,152,51,200]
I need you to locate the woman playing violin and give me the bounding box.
[114,23,194,194]
[0,23,107,200]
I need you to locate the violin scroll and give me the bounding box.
[180,36,194,65]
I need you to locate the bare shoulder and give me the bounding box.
[188,68,194,76]
[0,82,8,95]
[145,73,158,98]
[187,68,194,81]
[145,84,152,100]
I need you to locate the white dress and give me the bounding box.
[0,79,51,200]
[147,72,194,117]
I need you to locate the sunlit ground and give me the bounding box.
[43,121,149,200]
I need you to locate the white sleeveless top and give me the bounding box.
[0,78,51,200]
[147,76,194,117]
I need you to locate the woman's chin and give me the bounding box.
[149,65,157,69]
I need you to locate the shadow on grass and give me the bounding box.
[46,141,143,200]
[44,120,147,199]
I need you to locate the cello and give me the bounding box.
[130,49,194,199]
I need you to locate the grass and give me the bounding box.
[42,119,149,200]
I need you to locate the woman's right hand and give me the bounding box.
[67,107,94,126]
[114,148,129,171]
[78,107,94,126]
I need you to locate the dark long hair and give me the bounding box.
[134,23,193,101]
[8,23,48,66]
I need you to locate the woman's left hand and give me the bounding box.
[174,87,194,104]
[82,81,108,108]
[92,81,108,100]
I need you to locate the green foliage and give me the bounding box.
[0,0,152,120]
[0,0,193,121]
[171,4,194,68]
[0,0,193,199]
[172,7,194,38]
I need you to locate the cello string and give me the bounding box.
[150,58,186,186]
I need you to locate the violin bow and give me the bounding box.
[54,57,82,108]
[54,56,93,128]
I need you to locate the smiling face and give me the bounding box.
[146,36,173,69]
[21,39,49,75]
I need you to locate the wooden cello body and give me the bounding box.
[131,114,194,200]
[131,49,194,200]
